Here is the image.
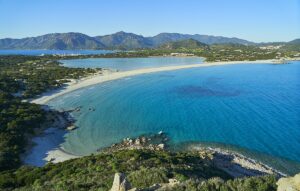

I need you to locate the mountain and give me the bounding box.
[191,34,254,45]
[0,33,105,50]
[95,31,152,50]
[159,38,209,49]
[0,31,297,50]
[150,33,254,46]
[149,33,191,46]
[287,38,300,45]
[280,39,300,51]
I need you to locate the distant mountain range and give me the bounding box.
[0,31,298,50]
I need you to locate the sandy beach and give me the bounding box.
[28,59,283,166]
[31,59,276,105]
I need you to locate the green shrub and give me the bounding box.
[128,167,169,188]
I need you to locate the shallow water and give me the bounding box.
[60,57,204,71]
[29,60,300,174]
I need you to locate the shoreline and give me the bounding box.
[188,145,286,177]
[22,110,80,166]
[31,59,278,105]
[26,58,294,172]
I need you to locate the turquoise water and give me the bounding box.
[48,61,300,174]
[0,49,114,55]
[60,57,204,71]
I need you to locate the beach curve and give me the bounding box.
[31,60,276,105]
[26,59,281,165]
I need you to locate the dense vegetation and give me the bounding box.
[201,43,279,62]
[0,92,46,171]
[0,55,99,171]
[163,175,277,191]
[0,149,278,191]
[0,56,99,98]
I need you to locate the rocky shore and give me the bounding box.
[188,145,285,178]
[26,116,287,179]
[100,133,285,179]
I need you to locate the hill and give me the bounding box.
[159,39,209,50]
[0,149,278,191]
[280,39,300,51]
[287,39,300,44]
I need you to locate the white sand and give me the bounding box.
[44,148,80,163]
[31,60,275,105]
[29,59,278,164]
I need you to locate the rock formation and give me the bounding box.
[110,173,132,191]
[110,172,180,191]
[277,173,300,191]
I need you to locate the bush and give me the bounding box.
[128,167,169,188]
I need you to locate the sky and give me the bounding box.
[0,0,299,42]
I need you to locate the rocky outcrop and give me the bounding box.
[110,173,179,191]
[110,173,132,191]
[277,173,300,191]
[188,146,284,178]
[100,133,168,153]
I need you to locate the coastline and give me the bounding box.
[31,59,277,105]
[27,58,292,173]
[188,146,286,177]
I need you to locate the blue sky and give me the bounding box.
[0,0,299,42]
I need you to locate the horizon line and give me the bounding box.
[1,31,298,43]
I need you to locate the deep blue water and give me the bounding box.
[0,49,114,55]
[47,61,300,174]
[60,57,204,71]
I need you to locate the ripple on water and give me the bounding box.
[45,61,300,174]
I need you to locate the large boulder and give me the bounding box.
[277,173,300,191]
[110,173,132,191]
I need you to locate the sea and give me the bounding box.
[24,56,300,175]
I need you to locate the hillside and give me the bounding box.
[159,39,209,50]
[287,39,300,44]
[0,149,278,191]
[280,39,300,51]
